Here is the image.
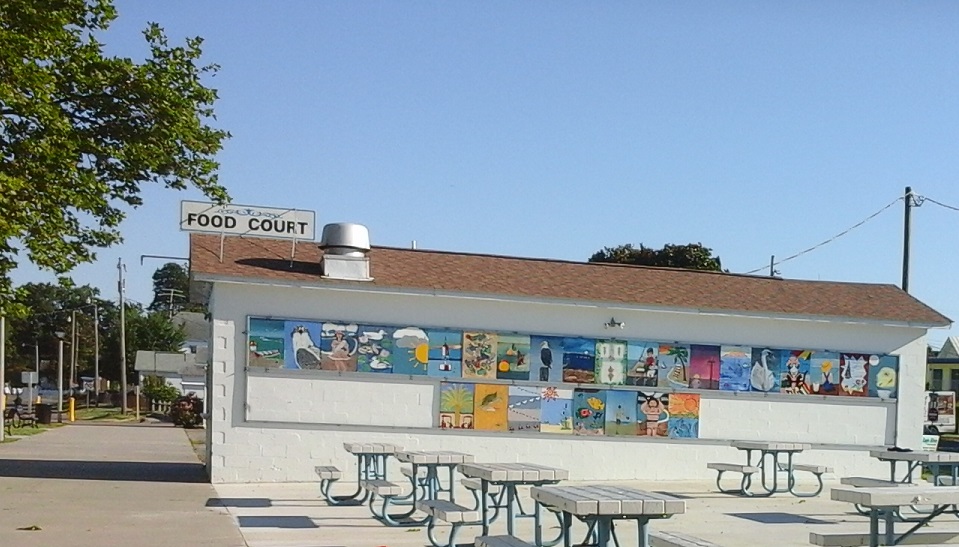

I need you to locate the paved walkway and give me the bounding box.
[0,423,244,547]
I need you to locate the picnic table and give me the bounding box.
[710,441,829,497]
[530,484,685,547]
[870,449,959,484]
[459,462,568,542]
[831,485,959,547]
[368,450,473,530]
[318,442,400,506]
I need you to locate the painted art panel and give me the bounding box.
[473,384,509,431]
[530,336,565,383]
[719,346,751,392]
[248,318,285,368]
[749,348,781,392]
[605,389,638,436]
[808,351,840,396]
[563,338,596,383]
[838,353,870,397]
[285,321,359,371]
[425,329,463,378]
[508,385,542,432]
[439,383,474,429]
[658,344,690,388]
[496,334,532,381]
[392,327,429,376]
[463,332,497,379]
[594,339,627,385]
[781,349,813,394]
[668,393,700,438]
[356,325,395,373]
[637,391,670,438]
[572,389,606,435]
[540,387,573,434]
[688,345,720,390]
[626,341,660,386]
[869,355,898,400]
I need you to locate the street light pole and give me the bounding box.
[69,310,77,391]
[118,258,127,414]
[93,303,100,406]
[55,330,65,423]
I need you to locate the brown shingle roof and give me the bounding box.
[189,234,951,327]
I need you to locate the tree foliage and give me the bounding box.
[3,282,185,384]
[589,243,724,272]
[148,262,193,315]
[0,0,230,312]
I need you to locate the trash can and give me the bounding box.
[35,403,52,425]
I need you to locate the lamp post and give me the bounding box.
[55,330,65,424]
[91,300,100,406]
[21,341,38,413]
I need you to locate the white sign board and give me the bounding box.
[21,371,37,385]
[179,201,315,241]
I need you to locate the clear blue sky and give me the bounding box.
[13,1,959,348]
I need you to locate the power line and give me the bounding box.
[743,196,904,275]
[924,196,959,213]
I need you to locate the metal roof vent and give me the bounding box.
[318,223,372,281]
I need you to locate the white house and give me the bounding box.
[189,224,950,484]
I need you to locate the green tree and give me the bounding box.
[0,0,230,313]
[589,243,724,272]
[148,262,193,315]
[101,305,185,382]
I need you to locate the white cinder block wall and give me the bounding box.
[206,281,928,484]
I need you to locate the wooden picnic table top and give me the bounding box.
[870,449,959,463]
[458,462,569,483]
[831,485,959,506]
[731,441,811,452]
[394,450,474,465]
[342,442,401,455]
[530,484,686,516]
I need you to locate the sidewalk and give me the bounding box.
[0,422,244,547]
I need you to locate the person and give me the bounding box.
[329,331,351,371]
[460,415,473,429]
[440,415,452,429]
[640,397,664,436]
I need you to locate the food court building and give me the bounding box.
[189,225,950,484]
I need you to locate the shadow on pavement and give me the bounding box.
[0,459,208,482]
[236,516,318,528]
[727,512,834,525]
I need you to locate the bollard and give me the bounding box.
[69,397,75,422]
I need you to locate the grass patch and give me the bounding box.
[73,407,138,422]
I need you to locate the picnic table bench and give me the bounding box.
[827,485,959,547]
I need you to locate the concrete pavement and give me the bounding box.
[0,422,244,547]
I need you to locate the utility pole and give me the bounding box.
[1,315,6,443]
[93,302,100,406]
[769,255,775,277]
[118,258,128,414]
[902,186,913,293]
[56,331,65,423]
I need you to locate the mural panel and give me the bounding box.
[668,393,700,438]
[658,344,691,388]
[439,383,474,429]
[749,348,780,392]
[719,346,751,392]
[496,334,531,381]
[285,321,359,371]
[605,389,638,436]
[392,327,429,376]
[473,384,509,431]
[637,391,670,437]
[248,318,285,368]
[507,385,542,432]
[572,389,606,435]
[781,349,812,394]
[425,329,463,378]
[530,336,565,383]
[869,355,898,400]
[838,353,870,397]
[626,341,660,386]
[563,338,596,383]
[689,345,720,390]
[809,351,840,396]
[356,325,394,373]
[595,339,627,385]
[540,387,573,434]
[463,332,497,379]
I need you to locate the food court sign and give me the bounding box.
[179,201,316,240]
